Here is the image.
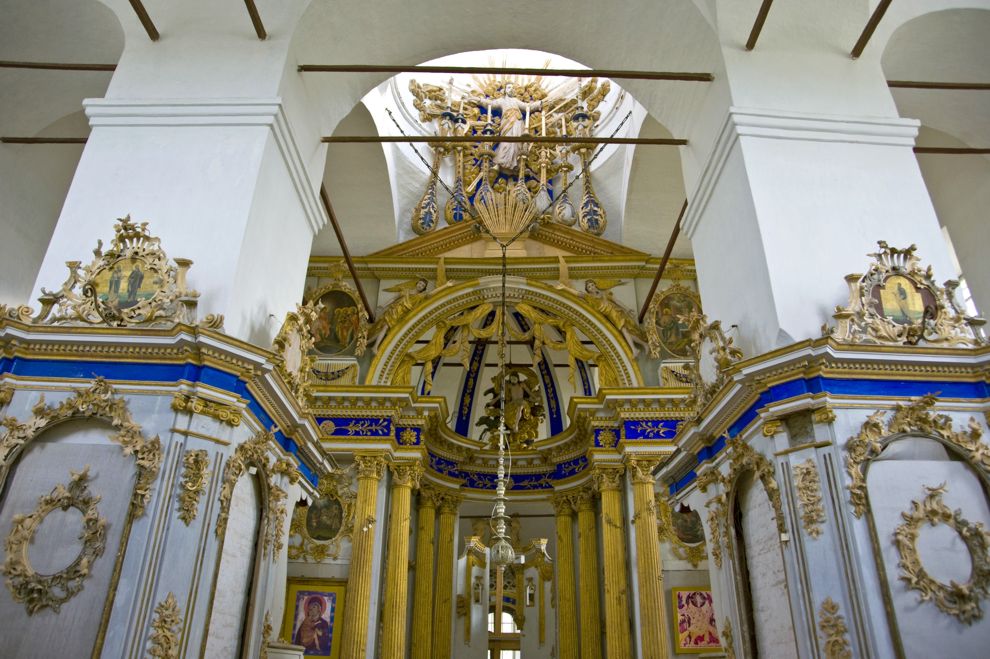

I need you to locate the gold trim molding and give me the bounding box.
[171,393,242,427]
[893,483,990,624]
[844,394,985,518]
[793,459,826,538]
[177,449,209,525]
[817,597,852,659]
[1,466,108,614]
[147,592,183,658]
[656,495,707,567]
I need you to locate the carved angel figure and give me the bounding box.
[367,278,430,352]
[476,367,545,448]
[581,279,648,356]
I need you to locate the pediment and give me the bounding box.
[366,221,649,260]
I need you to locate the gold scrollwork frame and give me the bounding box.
[827,241,983,347]
[843,394,990,655]
[1,466,108,614]
[893,483,990,625]
[644,282,702,360]
[0,378,162,654]
[272,304,319,403]
[655,495,707,567]
[288,469,356,563]
[304,263,371,357]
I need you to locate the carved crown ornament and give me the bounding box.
[825,241,984,347]
[1,216,223,330]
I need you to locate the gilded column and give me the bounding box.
[551,493,579,659]
[431,488,463,659]
[410,484,440,659]
[594,464,632,659]
[380,462,424,658]
[627,457,668,658]
[574,486,602,659]
[338,452,387,659]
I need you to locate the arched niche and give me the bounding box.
[365,276,643,391]
[846,397,990,658]
[202,429,298,659]
[0,379,161,658]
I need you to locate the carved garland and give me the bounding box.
[844,394,986,519]
[215,429,301,560]
[288,469,357,563]
[793,459,826,539]
[177,449,210,525]
[817,597,852,659]
[0,378,163,517]
[1,467,108,614]
[147,592,183,659]
[655,495,707,567]
[893,484,990,624]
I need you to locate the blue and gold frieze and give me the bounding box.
[594,428,620,448]
[623,418,680,441]
[427,450,586,490]
[317,416,392,437]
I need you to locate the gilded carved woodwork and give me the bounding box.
[793,459,826,538]
[817,598,852,659]
[643,282,702,360]
[762,420,782,437]
[0,384,13,407]
[304,261,372,357]
[29,216,221,329]
[171,393,242,427]
[827,241,983,347]
[721,618,735,659]
[147,592,182,659]
[893,484,990,624]
[681,310,744,412]
[272,303,319,403]
[812,406,837,425]
[0,378,162,517]
[1,466,108,615]
[260,611,273,659]
[289,469,356,563]
[845,394,986,518]
[215,429,301,560]
[177,449,209,525]
[656,496,707,567]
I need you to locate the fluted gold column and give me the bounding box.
[627,457,668,658]
[551,493,579,659]
[410,484,439,659]
[431,488,462,659]
[594,464,632,659]
[574,486,602,659]
[380,462,424,658]
[338,452,387,659]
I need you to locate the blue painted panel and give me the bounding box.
[315,417,392,437]
[623,418,681,441]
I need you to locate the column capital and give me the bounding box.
[354,452,388,480]
[624,456,662,485]
[550,492,575,515]
[389,461,424,489]
[435,488,464,514]
[573,484,598,511]
[591,464,625,492]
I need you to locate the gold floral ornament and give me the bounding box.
[272,302,320,403]
[177,449,210,525]
[1,467,108,614]
[147,592,183,658]
[893,483,990,625]
[288,469,356,563]
[793,459,826,538]
[0,377,162,517]
[817,597,852,659]
[844,394,985,519]
[826,241,984,347]
[28,215,223,329]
